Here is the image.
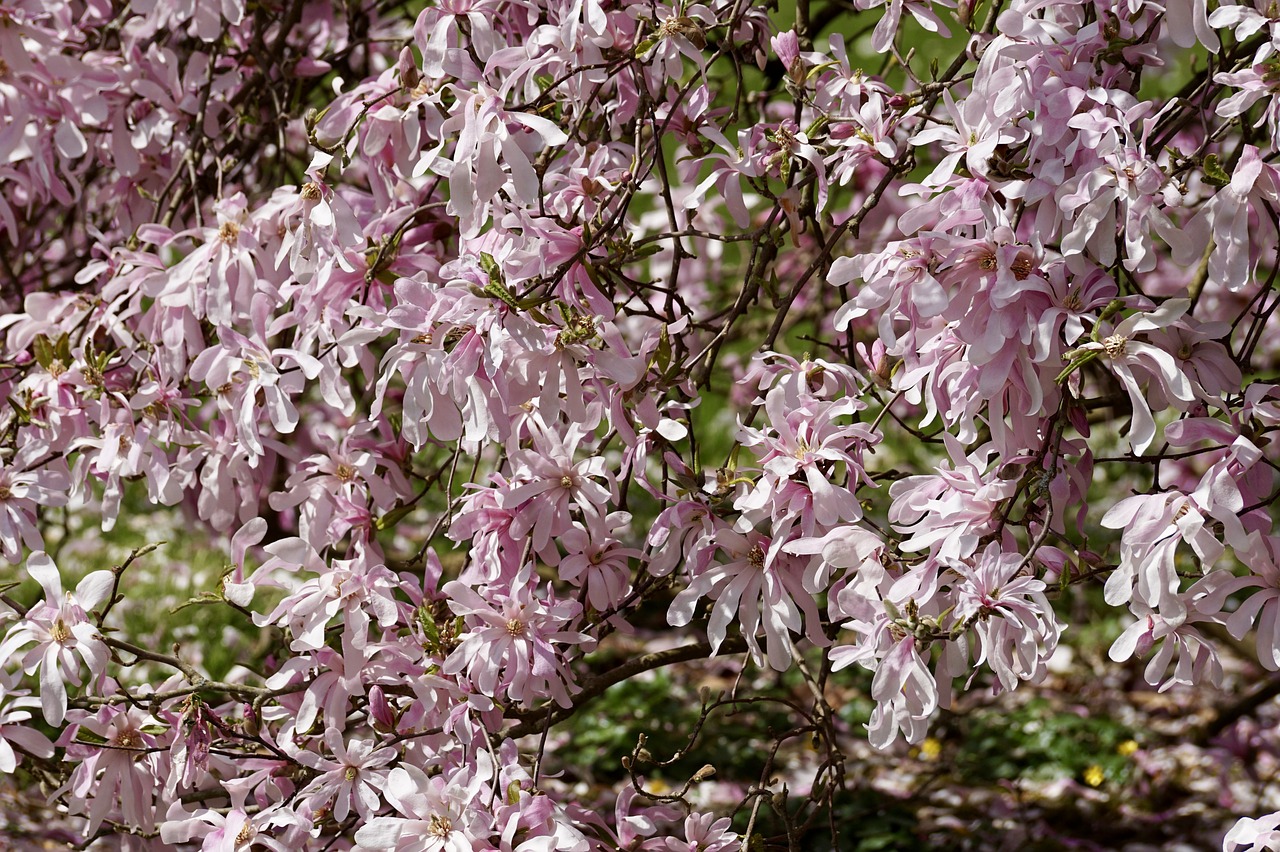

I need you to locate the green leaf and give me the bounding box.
[9,397,30,425]
[1203,154,1232,188]
[375,503,415,531]
[174,591,225,612]
[32,334,54,369]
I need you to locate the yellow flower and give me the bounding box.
[1117,740,1139,757]
[920,738,942,761]
[1083,765,1105,787]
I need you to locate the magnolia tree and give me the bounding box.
[1,0,1280,847]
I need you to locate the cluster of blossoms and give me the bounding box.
[0,0,1279,847]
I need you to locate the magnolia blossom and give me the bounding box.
[951,544,1063,692]
[1100,488,1227,619]
[189,329,324,463]
[888,436,1020,560]
[61,706,164,838]
[0,678,54,772]
[0,454,70,561]
[1108,574,1232,692]
[502,418,615,555]
[294,730,398,823]
[1,0,1279,843]
[160,802,305,852]
[1221,534,1280,671]
[1071,299,1195,455]
[668,528,827,672]
[1224,811,1280,852]
[441,579,593,708]
[664,812,740,852]
[355,763,495,852]
[0,552,113,725]
[834,633,940,749]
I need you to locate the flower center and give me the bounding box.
[114,729,141,749]
[428,814,453,837]
[344,766,359,781]
[300,182,323,201]
[50,618,72,645]
[506,618,526,636]
[1102,334,1128,359]
[747,545,766,569]
[559,475,575,489]
[657,15,707,48]
[0,483,10,501]
[218,221,240,244]
[235,822,255,846]
[335,463,356,483]
[1011,255,1033,280]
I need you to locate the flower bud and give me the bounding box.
[398,46,420,92]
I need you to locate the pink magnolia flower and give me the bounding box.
[1176,145,1280,293]
[441,579,593,708]
[668,528,827,672]
[255,545,401,653]
[61,706,163,837]
[0,677,54,772]
[188,329,324,463]
[910,80,1020,189]
[0,450,70,562]
[295,729,398,823]
[665,812,740,852]
[855,0,952,53]
[630,3,717,83]
[1108,574,1231,692]
[1221,534,1280,671]
[888,436,1021,560]
[1071,299,1195,454]
[1101,489,1224,618]
[552,513,642,613]
[834,632,939,749]
[736,385,875,530]
[1224,811,1280,852]
[951,543,1063,692]
[355,762,496,852]
[646,499,718,578]
[0,552,112,725]
[275,153,366,279]
[502,418,615,555]
[160,800,304,852]
[434,84,569,237]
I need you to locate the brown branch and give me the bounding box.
[500,636,749,740]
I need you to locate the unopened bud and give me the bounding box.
[398,46,420,92]
[241,703,259,738]
[368,685,397,733]
[692,764,716,782]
